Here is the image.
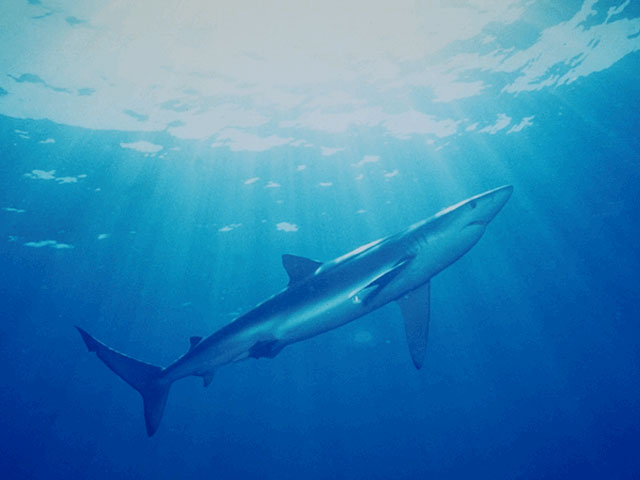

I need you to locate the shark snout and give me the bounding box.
[466,185,513,226]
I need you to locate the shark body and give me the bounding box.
[77,185,513,436]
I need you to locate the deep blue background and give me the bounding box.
[1,54,639,479]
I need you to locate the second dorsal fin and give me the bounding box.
[189,336,203,352]
[282,254,322,285]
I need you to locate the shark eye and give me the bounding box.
[469,200,477,209]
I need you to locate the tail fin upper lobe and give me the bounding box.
[76,326,170,436]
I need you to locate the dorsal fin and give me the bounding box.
[282,254,322,285]
[189,336,202,352]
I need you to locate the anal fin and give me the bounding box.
[202,372,215,387]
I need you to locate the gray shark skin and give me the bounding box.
[77,185,513,436]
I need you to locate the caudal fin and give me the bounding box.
[76,326,171,436]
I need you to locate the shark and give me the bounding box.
[77,185,513,436]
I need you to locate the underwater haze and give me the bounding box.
[1,0,640,478]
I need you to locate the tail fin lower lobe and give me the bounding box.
[76,326,170,436]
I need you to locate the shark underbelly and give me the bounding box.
[272,292,370,345]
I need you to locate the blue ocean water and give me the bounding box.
[1,1,640,478]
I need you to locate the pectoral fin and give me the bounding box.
[356,256,413,304]
[397,282,430,369]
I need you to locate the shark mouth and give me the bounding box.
[467,220,488,227]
